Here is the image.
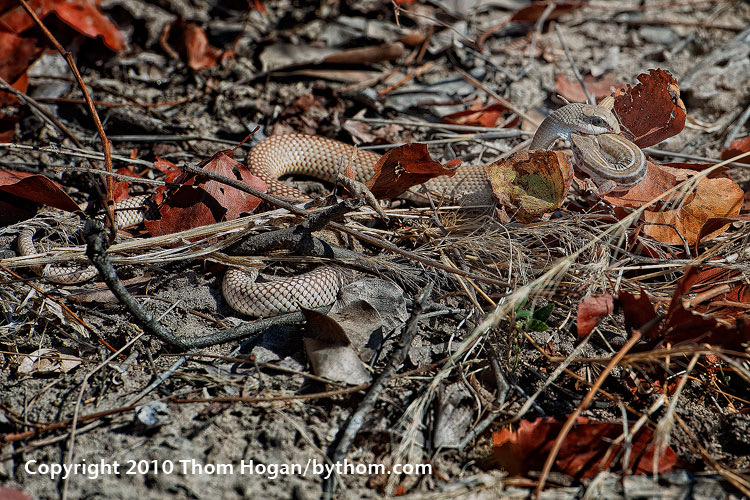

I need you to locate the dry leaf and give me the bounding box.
[302,308,372,386]
[492,416,679,478]
[442,101,518,129]
[0,168,81,223]
[577,293,614,336]
[365,143,458,199]
[720,136,750,164]
[487,150,573,223]
[161,19,226,70]
[618,289,658,336]
[144,150,266,237]
[600,163,743,245]
[612,69,686,148]
[555,74,625,105]
[0,0,125,52]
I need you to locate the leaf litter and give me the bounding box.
[0,1,749,499]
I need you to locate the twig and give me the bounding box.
[182,163,511,287]
[83,220,190,350]
[458,69,540,126]
[0,76,81,143]
[642,147,750,169]
[61,331,145,500]
[348,117,528,134]
[322,283,434,500]
[722,102,750,148]
[19,0,116,234]
[554,24,594,105]
[525,3,555,75]
[535,329,643,498]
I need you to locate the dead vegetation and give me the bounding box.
[0,1,749,499]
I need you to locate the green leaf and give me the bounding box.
[526,318,550,332]
[533,303,554,322]
[516,310,532,320]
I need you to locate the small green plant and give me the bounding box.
[514,299,554,332]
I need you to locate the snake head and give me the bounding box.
[578,96,621,136]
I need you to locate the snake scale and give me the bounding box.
[18,98,640,317]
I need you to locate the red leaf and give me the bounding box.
[618,290,658,338]
[365,143,457,199]
[144,150,266,237]
[612,69,686,148]
[52,0,126,51]
[510,1,583,22]
[442,102,518,129]
[0,168,80,214]
[659,267,750,348]
[576,293,614,336]
[492,416,679,478]
[0,31,42,95]
[555,74,625,105]
[163,19,224,70]
[720,136,750,164]
[0,0,125,52]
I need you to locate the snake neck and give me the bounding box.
[529,104,587,150]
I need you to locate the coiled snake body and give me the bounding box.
[19,98,639,317]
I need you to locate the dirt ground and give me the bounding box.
[1,1,749,499]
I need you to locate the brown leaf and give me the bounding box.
[487,150,573,223]
[144,150,266,237]
[624,267,750,347]
[510,1,584,22]
[612,69,686,148]
[0,0,125,52]
[365,143,457,199]
[555,74,625,105]
[0,32,42,102]
[442,101,518,129]
[720,136,750,164]
[641,175,742,246]
[302,308,372,386]
[491,416,679,478]
[0,168,80,215]
[601,163,743,245]
[162,19,225,70]
[618,290,658,336]
[576,293,614,336]
[696,215,750,247]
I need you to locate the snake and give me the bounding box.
[18,97,642,317]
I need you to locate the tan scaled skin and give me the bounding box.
[529,96,621,150]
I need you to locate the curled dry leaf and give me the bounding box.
[612,69,686,148]
[487,150,573,223]
[576,293,614,337]
[144,150,266,237]
[365,143,458,199]
[720,136,750,164]
[492,416,679,478]
[602,163,743,245]
[555,74,625,105]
